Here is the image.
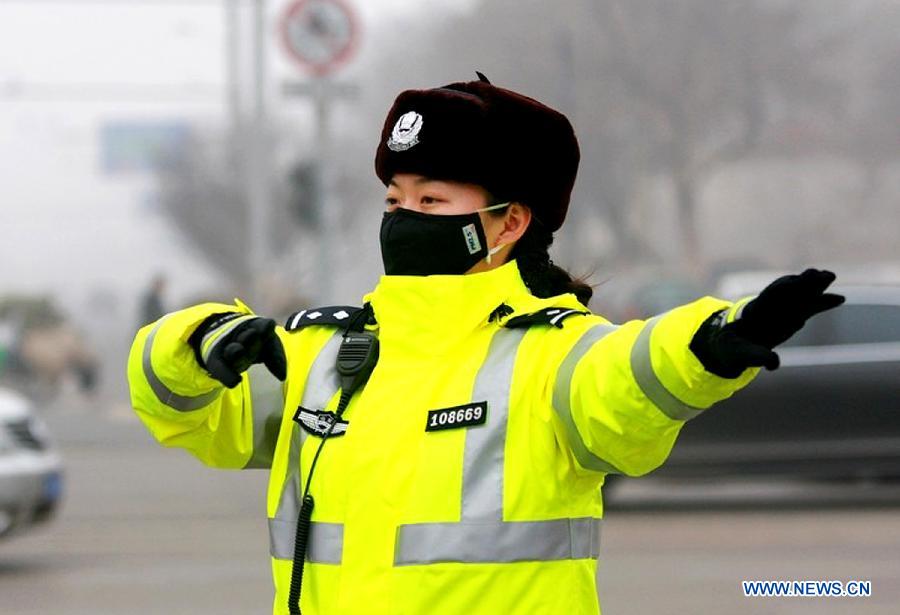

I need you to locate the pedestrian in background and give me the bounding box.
[139,274,167,327]
[127,74,843,614]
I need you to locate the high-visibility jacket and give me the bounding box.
[127,260,757,614]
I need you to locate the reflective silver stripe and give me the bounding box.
[243,363,285,469]
[396,328,602,566]
[268,332,344,560]
[269,417,304,558]
[630,317,704,421]
[142,319,223,412]
[395,517,601,565]
[200,314,256,364]
[552,323,623,474]
[461,328,526,521]
[269,519,343,564]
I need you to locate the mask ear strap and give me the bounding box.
[479,201,511,212]
[485,243,506,265]
[480,202,511,264]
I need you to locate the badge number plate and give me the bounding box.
[426,402,488,432]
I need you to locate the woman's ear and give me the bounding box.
[496,203,532,245]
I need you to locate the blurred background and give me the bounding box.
[0,0,898,613]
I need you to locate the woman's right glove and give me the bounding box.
[188,313,287,388]
[690,269,844,378]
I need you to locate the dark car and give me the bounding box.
[658,285,900,480]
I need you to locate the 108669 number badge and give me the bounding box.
[425,402,488,432]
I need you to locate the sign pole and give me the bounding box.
[279,0,360,304]
[314,78,336,303]
[248,0,271,309]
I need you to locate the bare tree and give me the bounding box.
[156,0,896,294]
[365,0,855,275]
[155,128,301,295]
[589,0,848,274]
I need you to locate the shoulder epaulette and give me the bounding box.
[285,305,366,332]
[503,306,590,329]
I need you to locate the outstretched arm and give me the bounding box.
[127,301,287,470]
[552,269,843,477]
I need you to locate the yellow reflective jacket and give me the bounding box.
[127,260,757,614]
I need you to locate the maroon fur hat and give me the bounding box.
[374,73,580,232]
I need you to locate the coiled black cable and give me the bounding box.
[287,493,315,614]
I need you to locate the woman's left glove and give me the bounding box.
[188,313,287,388]
[690,269,845,378]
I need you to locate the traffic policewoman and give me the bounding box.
[127,74,844,614]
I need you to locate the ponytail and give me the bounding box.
[508,216,593,306]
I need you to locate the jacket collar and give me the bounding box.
[364,260,533,358]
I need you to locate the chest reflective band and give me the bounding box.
[394,327,601,565]
[268,331,344,564]
[244,363,288,469]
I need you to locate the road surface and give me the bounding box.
[1,396,898,614]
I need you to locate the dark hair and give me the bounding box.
[486,204,593,306]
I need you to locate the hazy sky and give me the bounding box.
[2,1,227,311]
[0,0,466,313]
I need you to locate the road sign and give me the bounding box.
[99,121,190,174]
[279,0,359,76]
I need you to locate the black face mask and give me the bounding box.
[379,204,509,276]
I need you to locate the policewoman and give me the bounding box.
[127,74,843,614]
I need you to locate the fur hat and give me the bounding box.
[374,73,580,232]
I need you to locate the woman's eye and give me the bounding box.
[421,196,440,204]
[385,197,399,207]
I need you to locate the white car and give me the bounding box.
[0,387,63,539]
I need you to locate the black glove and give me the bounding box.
[690,269,845,378]
[188,313,287,388]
